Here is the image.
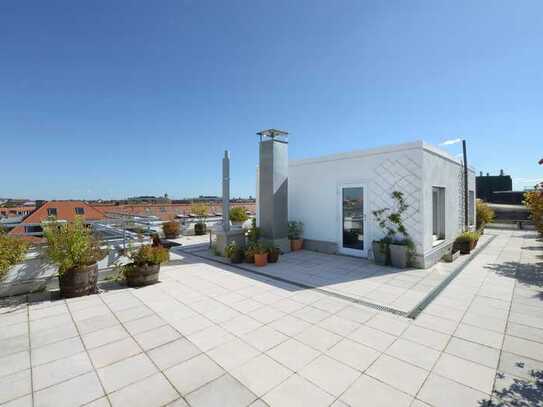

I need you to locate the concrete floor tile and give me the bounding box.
[266,338,320,372]
[207,338,260,371]
[109,373,179,407]
[88,337,141,368]
[502,334,543,362]
[148,338,201,371]
[401,325,450,351]
[267,315,311,337]
[31,336,84,366]
[134,324,181,351]
[186,374,257,407]
[263,374,335,407]
[445,337,500,369]
[187,325,237,352]
[385,338,441,370]
[0,351,30,378]
[34,371,104,407]
[231,354,292,397]
[32,351,93,390]
[433,353,495,394]
[348,324,396,352]
[327,338,380,371]
[242,326,288,352]
[366,354,428,395]
[0,369,31,405]
[317,315,360,336]
[295,325,342,352]
[418,373,489,407]
[165,354,225,395]
[340,374,413,407]
[300,355,360,396]
[98,353,158,393]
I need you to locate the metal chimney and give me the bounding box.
[257,129,289,252]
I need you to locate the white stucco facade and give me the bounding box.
[284,141,475,268]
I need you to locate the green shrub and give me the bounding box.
[43,217,105,275]
[524,191,543,234]
[225,241,244,259]
[455,231,480,243]
[246,218,260,243]
[229,207,248,222]
[128,245,170,266]
[162,220,180,238]
[0,235,29,279]
[476,200,495,229]
[288,221,304,240]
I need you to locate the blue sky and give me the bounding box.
[1,0,542,200]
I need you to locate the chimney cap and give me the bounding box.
[257,129,288,140]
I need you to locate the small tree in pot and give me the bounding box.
[372,191,414,268]
[123,244,169,286]
[162,220,180,239]
[229,206,248,227]
[191,203,209,235]
[225,241,244,264]
[266,245,280,263]
[288,221,304,251]
[43,217,106,298]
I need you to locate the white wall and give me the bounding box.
[288,142,426,253]
[421,147,476,255]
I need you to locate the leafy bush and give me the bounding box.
[162,221,180,238]
[455,231,480,243]
[246,218,260,243]
[43,217,105,275]
[0,235,29,279]
[253,243,267,255]
[128,245,170,266]
[288,221,304,240]
[476,200,495,229]
[524,191,543,234]
[191,203,209,218]
[229,207,248,222]
[225,241,244,259]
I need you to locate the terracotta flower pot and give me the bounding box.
[125,264,161,287]
[290,239,303,251]
[267,250,280,263]
[254,253,268,267]
[59,263,98,298]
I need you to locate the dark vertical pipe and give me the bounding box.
[462,140,469,231]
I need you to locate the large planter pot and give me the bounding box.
[456,240,471,254]
[268,250,280,263]
[59,263,98,298]
[164,231,179,239]
[229,251,244,264]
[372,241,388,266]
[290,239,304,251]
[125,264,161,287]
[254,253,268,267]
[194,223,206,236]
[389,244,409,268]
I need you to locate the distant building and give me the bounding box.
[0,206,35,218]
[476,170,527,204]
[9,200,106,239]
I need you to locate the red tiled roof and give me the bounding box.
[9,201,106,236]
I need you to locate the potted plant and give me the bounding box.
[246,218,260,244]
[162,220,180,239]
[191,203,209,235]
[454,231,479,254]
[225,241,244,264]
[244,243,256,263]
[476,200,495,235]
[253,244,268,267]
[43,217,105,298]
[372,191,414,268]
[230,206,249,227]
[123,244,170,287]
[266,245,280,263]
[288,221,304,251]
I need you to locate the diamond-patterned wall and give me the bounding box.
[371,154,424,252]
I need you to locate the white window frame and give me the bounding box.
[432,186,446,243]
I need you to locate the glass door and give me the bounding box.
[339,185,366,256]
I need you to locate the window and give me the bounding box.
[468,191,475,226]
[25,225,43,234]
[75,207,85,215]
[47,208,58,217]
[432,187,445,241]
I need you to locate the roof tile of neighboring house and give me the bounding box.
[9,201,106,236]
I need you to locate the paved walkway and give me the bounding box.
[183,234,493,316]
[0,229,541,407]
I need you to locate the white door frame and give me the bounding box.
[337,183,368,257]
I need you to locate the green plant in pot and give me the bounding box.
[372,191,414,268]
[476,200,494,234]
[225,241,244,264]
[454,231,479,254]
[253,243,268,267]
[244,242,256,263]
[191,203,209,235]
[162,220,180,239]
[43,217,106,298]
[229,206,248,228]
[266,245,280,263]
[288,221,304,251]
[123,244,169,287]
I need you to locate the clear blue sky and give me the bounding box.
[2,1,542,200]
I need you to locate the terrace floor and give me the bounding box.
[1,228,542,407]
[181,234,494,316]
